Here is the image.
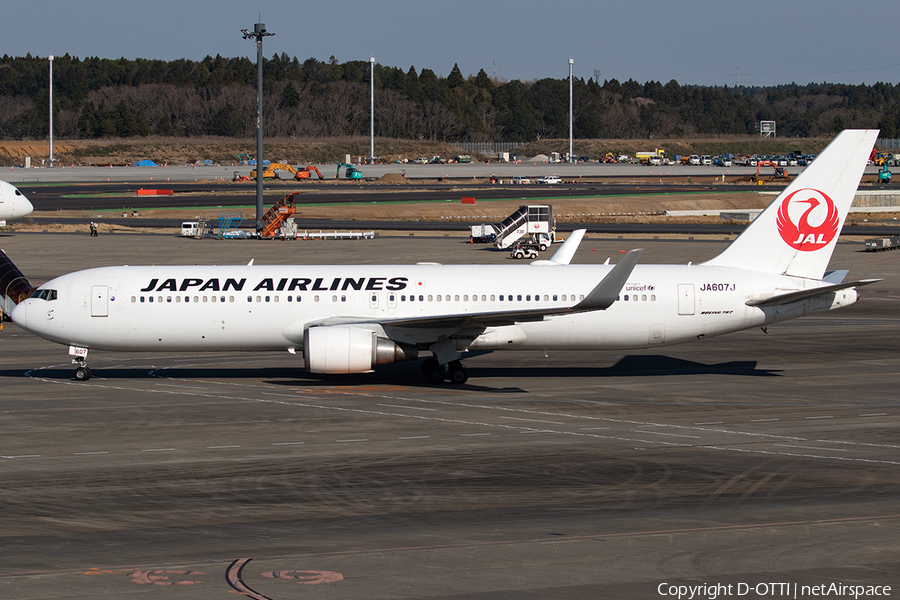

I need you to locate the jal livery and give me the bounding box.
[4,130,882,384]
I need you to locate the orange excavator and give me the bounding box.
[295,166,324,180]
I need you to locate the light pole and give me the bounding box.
[568,58,574,163]
[369,57,375,164]
[241,23,274,233]
[49,55,53,167]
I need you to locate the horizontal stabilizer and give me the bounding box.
[746,279,880,307]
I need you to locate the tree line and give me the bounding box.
[1,53,899,142]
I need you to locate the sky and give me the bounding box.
[5,0,900,87]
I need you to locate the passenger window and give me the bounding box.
[131,296,136,303]
[211,296,216,303]
[203,296,208,303]
[194,296,199,303]
[651,294,656,301]
[140,297,145,303]
[149,297,154,303]
[314,295,320,302]
[642,295,647,301]
[247,296,252,302]
[490,294,495,301]
[418,295,423,301]
[624,295,629,301]
[175,296,181,303]
[517,295,522,301]
[553,295,558,301]
[167,296,172,303]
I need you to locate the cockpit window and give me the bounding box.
[30,289,57,301]
[15,189,22,196]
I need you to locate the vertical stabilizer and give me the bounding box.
[703,130,878,279]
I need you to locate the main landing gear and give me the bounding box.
[421,358,468,385]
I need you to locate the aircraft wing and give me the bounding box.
[746,278,881,307]
[310,249,643,330]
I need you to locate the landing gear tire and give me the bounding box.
[74,366,92,381]
[421,358,445,384]
[447,361,468,384]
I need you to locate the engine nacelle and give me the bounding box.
[303,326,418,374]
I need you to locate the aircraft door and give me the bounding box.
[677,284,695,316]
[91,285,109,317]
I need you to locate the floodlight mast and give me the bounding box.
[370,57,375,164]
[241,23,274,233]
[49,55,54,167]
[568,58,573,164]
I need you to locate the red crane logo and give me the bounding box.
[776,188,839,251]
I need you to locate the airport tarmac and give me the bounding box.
[1,232,899,599]
[3,160,894,185]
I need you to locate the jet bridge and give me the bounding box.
[493,205,555,249]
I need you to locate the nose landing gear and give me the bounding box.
[70,346,91,381]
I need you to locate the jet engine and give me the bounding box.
[303,326,418,374]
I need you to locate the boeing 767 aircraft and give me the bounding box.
[1,130,880,383]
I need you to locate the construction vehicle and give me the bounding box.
[236,153,252,165]
[492,205,557,250]
[755,161,789,180]
[878,163,892,184]
[250,163,298,179]
[455,155,472,163]
[636,149,666,164]
[258,193,300,239]
[336,163,364,180]
[295,166,324,180]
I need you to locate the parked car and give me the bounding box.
[512,177,531,184]
[536,175,561,184]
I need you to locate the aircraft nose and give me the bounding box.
[15,196,34,218]
[10,300,29,329]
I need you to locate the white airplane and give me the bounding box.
[3,130,880,384]
[0,180,33,220]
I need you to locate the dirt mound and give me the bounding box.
[377,173,409,184]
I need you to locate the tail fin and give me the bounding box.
[703,129,878,279]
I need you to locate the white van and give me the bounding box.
[181,221,202,237]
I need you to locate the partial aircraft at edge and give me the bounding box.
[1,130,882,384]
[0,180,33,220]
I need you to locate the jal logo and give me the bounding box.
[776,188,839,251]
